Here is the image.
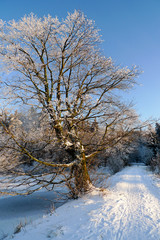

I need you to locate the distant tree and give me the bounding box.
[148,123,160,172]
[0,11,140,196]
[155,123,160,141]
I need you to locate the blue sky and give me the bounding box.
[0,0,160,120]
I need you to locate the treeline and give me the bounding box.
[0,107,137,173]
[0,107,158,173]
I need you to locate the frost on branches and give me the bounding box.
[0,11,140,197]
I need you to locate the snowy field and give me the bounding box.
[1,165,160,240]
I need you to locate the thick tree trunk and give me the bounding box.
[71,152,91,197]
[47,111,91,196]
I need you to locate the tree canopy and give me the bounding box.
[0,11,140,196]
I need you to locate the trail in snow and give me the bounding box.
[10,166,160,240]
[90,165,160,240]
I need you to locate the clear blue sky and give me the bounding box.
[0,0,160,120]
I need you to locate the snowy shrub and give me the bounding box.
[150,154,160,174]
[105,156,125,173]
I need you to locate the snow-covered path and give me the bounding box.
[104,165,160,239]
[12,166,160,240]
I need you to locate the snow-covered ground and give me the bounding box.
[2,165,160,240]
[0,189,66,239]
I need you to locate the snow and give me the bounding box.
[0,190,66,239]
[6,165,160,240]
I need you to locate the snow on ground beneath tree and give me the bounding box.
[0,177,69,239]
[0,190,67,239]
[7,165,160,240]
[0,167,111,239]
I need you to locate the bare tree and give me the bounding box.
[0,11,140,196]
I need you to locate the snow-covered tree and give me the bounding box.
[0,11,140,196]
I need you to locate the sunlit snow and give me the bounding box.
[2,165,159,240]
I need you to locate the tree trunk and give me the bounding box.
[48,113,91,196]
[71,152,91,197]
